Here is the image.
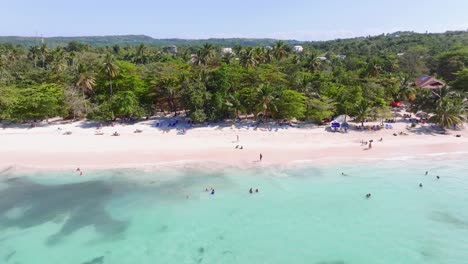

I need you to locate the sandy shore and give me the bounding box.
[0,118,467,171]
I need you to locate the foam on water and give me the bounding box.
[0,158,467,264]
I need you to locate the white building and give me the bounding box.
[293,45,304,53]
[221,47,233,54]
[397,53,405,56]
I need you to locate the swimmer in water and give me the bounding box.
[419,183,423,188]
[436,176,440,179]
[255,189,259,193]
[425,171,428,175]
[249,188,253,194]
[211,189,215,195]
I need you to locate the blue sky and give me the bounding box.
[2,0,467,40]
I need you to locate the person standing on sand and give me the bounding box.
[260,153,263,161]
[368,142,372,149]
[237,135,239,143]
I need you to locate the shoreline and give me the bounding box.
[1,119,467,173]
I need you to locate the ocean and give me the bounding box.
[0,157,467,264]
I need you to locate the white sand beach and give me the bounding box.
[0,117,467,171]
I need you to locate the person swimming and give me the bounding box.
[436,176,440,179]
[255,188,259,193]
[365,193,371,198]
[419,183,423,188]
[249,188,253,194]
[211,189,215,195]
[425,171,428,175]
[341,172,348,176]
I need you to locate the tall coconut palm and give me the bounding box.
[135,44,147,64]
[50,48,68,73]
[100,54,119,95]
[239,47,258,69]
[196,43,216,66]
[39,43,48,68]
[28,45,40,68]
[355,100,371,126]
[221,52,235,64]
[429,97,466,129]
[273,41,288,61]
[256,84,282,119]
[76,64,96,97]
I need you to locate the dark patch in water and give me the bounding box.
[159,225,168,232]
[198,247,205,254]
[217,235,224,240]
[4,250,16,262]
[81,256,104,264]
[0,178,127,245]
[222,250,233,255]
[197,257,203,263]
[430,211,468,229]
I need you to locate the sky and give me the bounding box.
[1,0,467,41]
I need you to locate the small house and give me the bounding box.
[415,75,446,89]
[293,46,304,53]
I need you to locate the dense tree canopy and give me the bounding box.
[0,31,466,128]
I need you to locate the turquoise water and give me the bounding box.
[1,158,467,264]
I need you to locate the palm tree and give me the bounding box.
[256,84,282,119]
[75,64,96,114]
[221,52,235,64]
[50,48,68,73]
[273,41,288,61]
[28,45,40,68]
[76,64,96,97]
[239,47,258,69]
[253,47,265,64]
[39,43,48,68]
[429,97,466,129]
[355,100,371,126]
[196,43,216,66]
[100,54,119,95]
[135,44,147,64]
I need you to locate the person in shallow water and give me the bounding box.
[437,176,440,179]
[366,193,371,198]
[211,189,215,195]
[419,183,423,188]
[255,188,259,193]
[425,171,428,175]
[249,188,253,194]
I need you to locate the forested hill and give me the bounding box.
[0,35,302,47]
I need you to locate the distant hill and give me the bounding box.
[0,35,303,47]
[0,31,467,50]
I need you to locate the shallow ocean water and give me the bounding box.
[0,158,467,264]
